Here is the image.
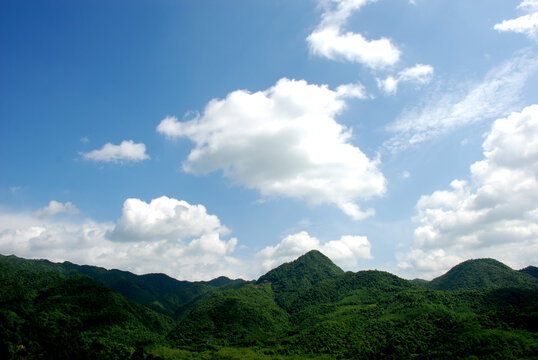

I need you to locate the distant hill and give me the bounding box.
[0,254,246,319]
[428,258,538,290]
[519,265,538,278]
[257,250,344,310]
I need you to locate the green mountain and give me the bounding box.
[0,254,245,319]
[0,261,174,359]
[1,252,537,359]
[427,258,538,290]
[520,265,538,278]
[256,250,344,311]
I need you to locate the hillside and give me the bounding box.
[427,258,538,290]
[257,250,344,310]
[0,262,174,359]
[520,265,538,278]
[0,254,246,319]
[1,252,537,359]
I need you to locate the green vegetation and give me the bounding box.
[427,258,538,290]
[1,252,537,359]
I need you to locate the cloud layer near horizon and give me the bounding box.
[157,78,386,220]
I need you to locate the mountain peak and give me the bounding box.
[429,258,538,290]
[257,250,344,310]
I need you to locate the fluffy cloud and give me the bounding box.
[494,1,538,40]
[80,140,150,163]
[385,52,538,151]
[377,64,434,95]
[256,231,372,271]
[307,0,400,69]
[108,196,229,242]
[398,105,538,279]
[157,78,386,220]
[35,200,79,218]
[0,197,242,280]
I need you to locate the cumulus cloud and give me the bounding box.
[494,1,538,40]
[256,231,372,271]
[35,200,79,218]
[385,51,538,152]
[307,0,400,69]
[377,64,434,95]
[80,140,150,163]
[0,197,242,280]
[398,105,538,279]
[109,196,229,242]
[157,78,386,220]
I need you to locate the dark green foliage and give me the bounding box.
[0,262,173,359]
[168,283,290,349]
[1,253,537,359]
[520,265,538,278]
[427,258,538,290]
[257,250,344,311]
[0,254,246,319]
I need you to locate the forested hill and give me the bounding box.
[1,252,537,359]
[0,254,246,319]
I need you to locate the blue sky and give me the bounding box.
[1,0,537,280]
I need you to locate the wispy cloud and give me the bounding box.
[35,200,79,218]
[80,140,150,163]
[385,51,538,152]
[377,64,434,95]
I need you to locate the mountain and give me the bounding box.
[256,250,344,310]
[167,283,289,349]
[427,258,538,290]
[0,254,246,319]
[519,265,538,278]
[0,261,174,359]
[1,252,537,359]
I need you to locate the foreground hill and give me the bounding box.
[1,252,537,359]
[0,254,246,319]
[427,258,538,290]
[0,261,174,359]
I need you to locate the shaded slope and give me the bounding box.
[428,258,538,290]
[0,254,245,318]
[168,283,289,348]
[519,265,538,279]
[0,262,174,359]
[256,250,344,310]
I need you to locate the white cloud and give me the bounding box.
[0,197,243,281]
[385,51,538,152]
[109,196,229,242]
[80,140,150,163]
[494,1,538,40]
[377,64,434,95]
[398,105,538,279]
[157,78,386,220]
[307,0,400,69]
[256,231,372,271]
[35,200,79,218]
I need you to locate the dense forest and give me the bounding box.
[1,251,537,359]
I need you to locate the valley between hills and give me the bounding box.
[1,251,537,359]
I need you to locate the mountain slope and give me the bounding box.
[428,258,538,290]
[0,254,245,319]
[519,265,538,279]
[168,283,289,348]
[0,262,174,359]
[256,250,344,311]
